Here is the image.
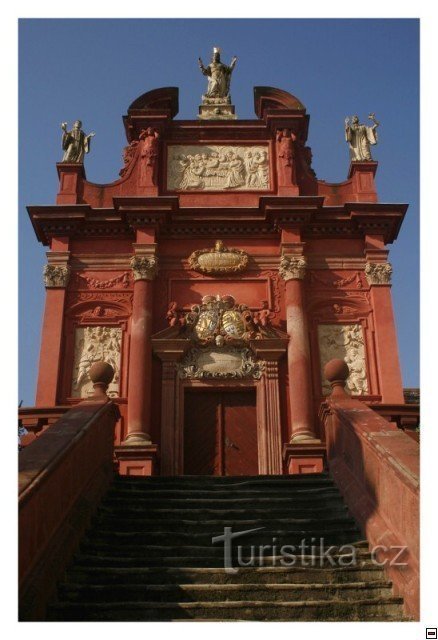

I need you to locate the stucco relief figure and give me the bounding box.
[139,127,160,185]
[345,113,379,161]
[198,47,237,99]
[168,145,269,191]
[61,120,95,163]
[254,300,275,328]
[224,151,245,188]
[276,129,297,184]
[72,326,122,398]
[318,323,368,395]
[166,301,185,328]
[119,140,139,177]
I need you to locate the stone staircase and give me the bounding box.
[49,473,406,621]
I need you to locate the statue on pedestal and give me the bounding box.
[198,48,238,120]
[60,120,95,163]
[345,113,379,161]
[198,47,237,99]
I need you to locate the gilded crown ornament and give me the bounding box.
[188,240,248,275]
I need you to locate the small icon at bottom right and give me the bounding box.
[426,629,437,639]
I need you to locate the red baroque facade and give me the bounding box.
[28,86,407,476]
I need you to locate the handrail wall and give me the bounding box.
[320,390,419,619]
[19,398,120,620]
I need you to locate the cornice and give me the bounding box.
[27,198,407,246]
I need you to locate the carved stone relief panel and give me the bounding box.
[318,323,368,395]
[71,326,122,398]
[177,347,264,379]
[167,145,270,191]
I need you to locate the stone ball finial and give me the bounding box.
[89,361,114,398]
[324,359,350,397]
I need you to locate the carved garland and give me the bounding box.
[75,271,132,289]
[310,271,364,289]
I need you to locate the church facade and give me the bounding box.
[28,74,406,478]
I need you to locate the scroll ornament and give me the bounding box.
[130,255,158,281]
[43,264,71,288]
[279,255,307,281]
[364,262,392,286]
[178,346,263,380]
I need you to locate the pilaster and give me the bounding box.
[35,251,70,406]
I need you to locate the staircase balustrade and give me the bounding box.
[320,359,419,620]
[19,362,120,620]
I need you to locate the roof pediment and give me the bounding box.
[127,87,179,117]
[254,86,306,118]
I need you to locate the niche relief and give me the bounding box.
[318,323,368,395]
[71,326,122,398]
[167,145,270,191]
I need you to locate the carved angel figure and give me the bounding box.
[345,114,379,162]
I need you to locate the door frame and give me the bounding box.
[152,337,287,476]
[167,374,283,476]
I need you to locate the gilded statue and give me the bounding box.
[345,113,379,162]
[61,120,95,163]
[198,47,237,99]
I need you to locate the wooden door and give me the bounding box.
[183,391,221,475]
[222,391,258,475]
[183,389,258,476]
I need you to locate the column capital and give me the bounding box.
[130,255,158,281]
[43,264,71,288]
[365,261,392,286]
[279,255,307,281]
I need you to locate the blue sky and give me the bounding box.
[18,18,419,404]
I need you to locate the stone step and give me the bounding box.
[74,547,369,567]
[106,485,338,499]
[93,513,358,540]
[114,473,330,486]
[65,564,385,585]
[57,580,394,603]
[109,480,336,495]
[48,596,405,622]
[93,513,357,536]
[102,491,345,509]
[96,504,349,519]
[81,529,361,552]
